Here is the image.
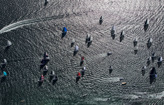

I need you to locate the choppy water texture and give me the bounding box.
[0,0,164,105]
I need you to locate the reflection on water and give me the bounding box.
[0,0,164,104]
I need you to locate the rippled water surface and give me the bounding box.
[0,0,164,104]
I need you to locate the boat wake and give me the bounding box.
[122,91,164,100]
[97,77,123,83]
[0,10,93,34]
[0,15,64,34]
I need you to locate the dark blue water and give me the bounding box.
[0,0,164,104]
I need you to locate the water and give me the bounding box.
[0,0,164,104]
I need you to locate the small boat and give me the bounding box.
[99,16,103,25]
[73,45,79,56]
[44,0,49,6]
[43,65,48,72]
[3,59,7,64]
[7,40,12,47]
[134,46,138,54]
[158,56,163,62]
[72,39,75,43]
[119,77,124,81]
[63,27,67,33]
[3,71,7,77]
[122,82,126,85]
[157,56,163,67]
[40,53,49,69]
[141,66,146,76]
[41,52,50,64]
[74,45,79,52]
[120,31,125,42]
[152,52,156,57]
[133,38,138,47]
[145,19,149,26]
[147,57,151,66]
[151,52,156,62]
[76,72,81,83]
[107,52,112,56]
[39,75,44,82]
[50,71,55,77]
[81,67,86,77]
[80,57,85,66]
[120,31,124,37]
[61,27,67,38]
[71,39,75,47]
[52,75,58,85]
[86,34,91,43]
[1,59,7,69]
[49,71,55,81]
[89,35,93,42]
[111,26,115,39]
[109,66,113,74]
[85,34,93,46]
[147,38,153,48]
[144,19,149,31]
[87,35,93,47]
[111,26,115,36]
[148,38,153,43]
[43,52,49,60]
[149,67,157,84]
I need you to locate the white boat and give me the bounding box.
[75,45,79,52]
[145,19,149,25]
[72,39,75,43]
[50,71,55,76]
[111,26,115,36]
[86,34,91,43]
[7,40,12,47]
[158,57,163,62]
[3,59,7,64]
[148,38,153,43]
[43,65,48,71]
[120,31,124,37]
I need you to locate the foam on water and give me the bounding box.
[97,77,123,83]
[94,98,110,101]
[123,94,141,99]
[122,91,164,100]
[147,91,164,99]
